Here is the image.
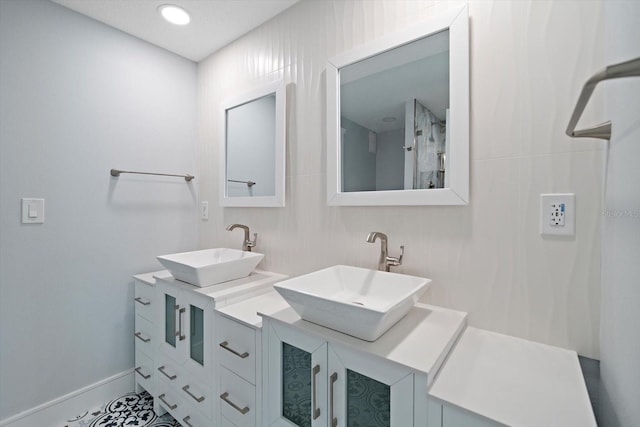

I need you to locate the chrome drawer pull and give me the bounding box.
[330,372,338,427]
[182,385,205,403]
[134,366,150,380]
[312,364,321,419]
[158,393,177,410]
[220,392,250,415]
[134,332,150,343]
[182,416,193,427]
[219,341,249,359]
[157,365,177,380]
[134,297,150,306]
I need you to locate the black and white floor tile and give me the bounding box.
[64,392,180,427]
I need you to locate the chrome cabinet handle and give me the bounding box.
[134,366,150,379]
[330,372,338,427]
[182,385,205,403]
[219,341,249,359]
[312,364,321,419]
[220,392,250,415]
[157,365,177,380]
[134,332,150,343]
[177,307,186,341]
[182,416,193,427]
[158,393,177,410]
[134,297,150,306]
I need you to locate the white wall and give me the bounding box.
[198,0,604,358]
[600,2,640,426]
[0,0,198,420]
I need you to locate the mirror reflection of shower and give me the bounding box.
[405,99,448,190]
[340,98,448,192]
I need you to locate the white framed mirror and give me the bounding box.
[326,5,469,206]
[220,80,286,207]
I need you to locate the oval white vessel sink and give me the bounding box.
[157,248,264,287]
[273,265,431,341]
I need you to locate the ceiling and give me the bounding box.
[51,0,299,62]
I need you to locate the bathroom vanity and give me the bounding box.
[134,269,596,427]
[133,269,287,427]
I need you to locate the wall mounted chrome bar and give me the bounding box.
[227,179,256,187]
[110,168,194,182]
[566,56,640,140]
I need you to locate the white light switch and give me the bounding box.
[540,193,574,236]
[22,198,45,224]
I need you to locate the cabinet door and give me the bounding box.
[157,281,187,364]
[182,290,212,378]
[328,343,414,427]
[266,321,328,427]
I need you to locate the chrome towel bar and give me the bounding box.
[227,179,256,187]
[110,168,194,182]
[566,56,640,140]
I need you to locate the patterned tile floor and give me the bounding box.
[63,391,180,427]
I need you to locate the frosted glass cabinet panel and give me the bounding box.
[282,342,313,426]
[190,304,204,366]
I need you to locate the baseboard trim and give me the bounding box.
[0,369,134,427]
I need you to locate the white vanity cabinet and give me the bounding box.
[214,290,291,427]
[133,271,164,396]
[262,303,467,427]
[134,269,288,426]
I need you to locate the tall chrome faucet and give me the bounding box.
[366,232,404,272]
[226,224,257,252]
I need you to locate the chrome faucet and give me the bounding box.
[366,231,404,272]
[226,224,257,252]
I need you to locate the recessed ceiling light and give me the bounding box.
[382,116,397,123]
[158,4,190,26]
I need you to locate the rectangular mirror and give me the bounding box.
[220,80,286,207]
[326,5,469,206]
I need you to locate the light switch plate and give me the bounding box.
[22,198,45,224]
[540,193,574,236]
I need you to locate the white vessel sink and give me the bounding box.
[157,248,264,287]
[273,265,431,341]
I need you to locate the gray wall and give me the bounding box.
[376,129,405,191]
[341,117,375,192]
[600,1,640,426]
[0,0,198,419]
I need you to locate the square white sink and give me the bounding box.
[157,248,264,287]
[273,265,431,341]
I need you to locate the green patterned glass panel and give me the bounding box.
[190,305,204,365]
[347,369,390,427]
[282,342,312,427]
[164,294,176,347]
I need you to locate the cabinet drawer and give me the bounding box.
[155,384,184,417]
[179,407,210,427]
[134,348,154,395]
[134,315,154,356]
[134,281,154,321]
[216,314,256,384]
[155,355,182,387]
[179,376,211,419]
[219,367,256,427]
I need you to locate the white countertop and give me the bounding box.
[215,289,290,329]
[152,269,288,306]
[260,303,467,386]
[133,269,171,286]
[428,327,597,427]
